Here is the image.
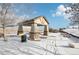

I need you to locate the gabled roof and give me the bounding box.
[19,16,49,26]
[30,16,49,24]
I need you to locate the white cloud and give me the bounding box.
[56,11,62,16]
[57,5,66,12]
[52,4,70,18]
[51,4,73,21]
[52,5,66,17]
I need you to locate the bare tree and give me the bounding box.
[65,3,79,28]
[0,3,17,41]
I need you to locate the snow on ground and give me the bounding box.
[63,29,79,37]
[0,33,79,55]
[63,29,79,43]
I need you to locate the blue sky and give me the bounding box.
[15,3,70,29]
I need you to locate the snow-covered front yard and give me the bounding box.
[0,33,79,55]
